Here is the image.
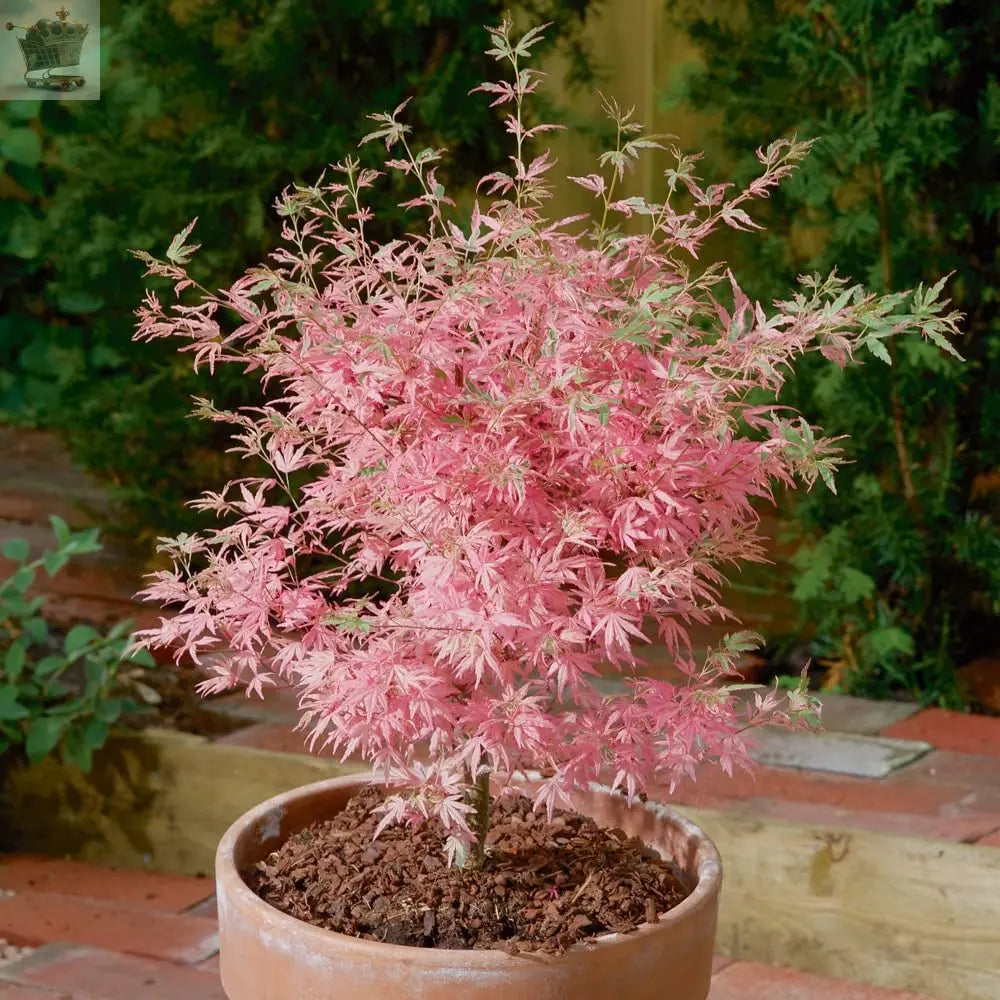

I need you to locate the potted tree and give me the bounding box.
[130,20,961,1000]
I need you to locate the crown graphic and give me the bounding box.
[5,7,91,77]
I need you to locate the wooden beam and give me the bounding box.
[679,806,1000,1000]
[0,728,360,876]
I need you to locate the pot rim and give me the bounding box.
[216,771,722,968]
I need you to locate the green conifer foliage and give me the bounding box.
[666,0,1000,704]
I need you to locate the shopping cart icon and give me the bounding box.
[5,6,90,91]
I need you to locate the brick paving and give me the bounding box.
[882,706,1000,757]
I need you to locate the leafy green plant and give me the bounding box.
[0,516,157,770]
[664,0,1000,705]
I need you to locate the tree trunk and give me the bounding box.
[465,768,491,869]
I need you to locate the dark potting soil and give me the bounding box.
[247,784,691,955]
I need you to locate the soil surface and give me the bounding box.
[248,785,691,955]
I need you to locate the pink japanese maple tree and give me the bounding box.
[131,21,961,865]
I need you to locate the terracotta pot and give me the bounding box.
[215,773,722,1000]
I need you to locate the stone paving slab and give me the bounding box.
[213,721,311,755]
[813,693,922,734]
[746,728,933,778]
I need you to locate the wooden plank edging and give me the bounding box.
[677,805,1000,1000]
[0,728,359,876]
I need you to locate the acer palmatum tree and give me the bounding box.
[130,21,961,866]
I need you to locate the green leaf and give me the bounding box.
[34,655,67,679]
[65,624,101,656]
[103,619,132,641]
[1,127,43,167]
[5,567,35,600]
[54,287,105,316]
[84,656,112,695]
[862,626,915,662]
[124,646,155,669]
[838,568,876,603]
[60,726,94,771]
[90,345,125,368]
[792,558,830,602]
[22,616,48,644]
[24,716,64,763]
[42,550,69,577]
[3,207,42,259]
[722,630,765,654]
[115,697,149,718]
[66,528,102,555]
[3,639,28,682]
[94,698,125,724]
[45,697,85,717]
[0,685,30,721]
[1,538,30,562]
[864,337,892,364]
[166,217,200,265]
[80,715,109,751]
[923,325,964,360]
[49,514,71,548]
[5,101,42,122]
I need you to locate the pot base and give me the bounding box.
[216,774,721,1000]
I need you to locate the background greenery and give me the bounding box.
[0,517,156,772]
[3,0,999,705]
[0,0,596,556]
[665,0,1000,704]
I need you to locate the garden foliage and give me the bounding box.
[0,0,594,548]
[132,22,959,861]
[0,517,156,771]
[665,0,1000,703]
